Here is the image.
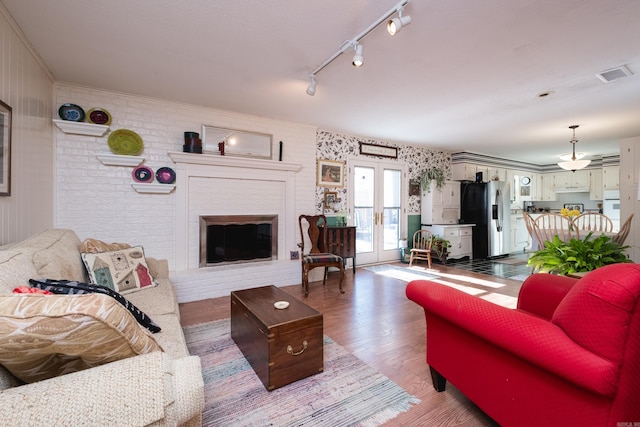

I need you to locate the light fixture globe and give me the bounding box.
[557,125,590,172]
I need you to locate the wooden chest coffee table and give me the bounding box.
[230,285,323,391]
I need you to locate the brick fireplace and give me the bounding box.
[168,152,302,302]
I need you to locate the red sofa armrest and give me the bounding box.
[406,280,618,397]
[516,273,578,319]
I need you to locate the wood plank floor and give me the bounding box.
[179,261,523,426]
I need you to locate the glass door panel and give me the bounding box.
[351,160,406,264]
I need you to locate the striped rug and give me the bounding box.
[183,319,420,426]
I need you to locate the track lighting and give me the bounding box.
[306,76,317,96]
[305,0,411,95]
[352,44,364,67]
[387,9,411,35]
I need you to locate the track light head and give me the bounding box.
[387,12,411,35]
[306,76,317,96]
[352,44,364,67]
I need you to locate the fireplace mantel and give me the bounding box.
[170,151,302,272]
[168,152,302,172]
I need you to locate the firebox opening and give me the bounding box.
[199,215,277,267]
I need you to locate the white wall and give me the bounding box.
[0,5,54,245]
[619,136,640,262]
[54,84,317,299]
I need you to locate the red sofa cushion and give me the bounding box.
[552,263,640,364]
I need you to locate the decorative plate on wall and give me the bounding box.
[87,107,112,125]
[108,129,144,156]
[155,167,176,184]
[132,165,154,183]
[58,103,85,122]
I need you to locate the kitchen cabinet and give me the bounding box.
[421,181,460,225]
[590,169,603,200]
[451,163,478,181]
[554,170,590,191]
[422,224,473,260]
[488,167,507,182]
[603,166,620,191]
[540,174,557,201]
[511,213,529,251]
[531,173,543,201]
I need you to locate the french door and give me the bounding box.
[350,159,406,265]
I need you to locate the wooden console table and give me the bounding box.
[319,226,356,274]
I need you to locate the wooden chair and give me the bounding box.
[409,230,433,268]
[522,212,542,250]
[613,213,634,246]
[533,213,579,246]
[573,212,613,234]
[298,214,345,297]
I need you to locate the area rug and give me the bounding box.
[184,319,420,426]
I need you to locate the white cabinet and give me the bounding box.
[423,224,473,260]
[421,181,460,225]
[512,213,529,251]
[603,166,620,191]
[554,170,590,191]
[590,169,603,200]
[540,174,557,201]
[531,173,543,201]
[451,163,477,181]
[488,167,506,182]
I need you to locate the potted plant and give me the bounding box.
[430,235,451,262]
[527,232,631,275]
[420,167,447,193]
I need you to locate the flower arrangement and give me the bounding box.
[560,208,581,218]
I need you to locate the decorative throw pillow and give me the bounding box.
[79,238,131,254]
[0,293,162,384]
[81,246,156,294]
[29,278,161,333]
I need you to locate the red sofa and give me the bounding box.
[406,263,640,427]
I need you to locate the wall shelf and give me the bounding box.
[97,154,144,167]
[131,183,176,194]
[53,119,109,137]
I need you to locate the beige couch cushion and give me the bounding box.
[81,246,157,294]
[0,293,162,383]
[79,238,131,253]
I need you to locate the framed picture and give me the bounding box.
[317,159,345,188]
[359,142,398,159]
[324,191,337,211]
[0,100,11,196]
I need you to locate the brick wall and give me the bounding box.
[54,83,316,301]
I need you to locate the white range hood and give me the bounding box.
[554,186,590,193]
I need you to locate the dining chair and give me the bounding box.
[613,213,634,246]
[533,213,579,246]
[522,213,543,250]
[573,212,614,234]
[298,214,345,297]
[409,229,434,268]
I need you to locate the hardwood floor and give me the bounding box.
[179,261,523,426]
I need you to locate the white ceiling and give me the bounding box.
[3,0,639,165]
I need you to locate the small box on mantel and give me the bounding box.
[230,285,323,391]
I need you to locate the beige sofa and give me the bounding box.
[0,229,204,426]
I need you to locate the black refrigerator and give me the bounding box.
[460,181,511,259]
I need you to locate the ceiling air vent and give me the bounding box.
[596,65,633,83]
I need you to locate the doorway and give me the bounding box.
[350,159,406,264]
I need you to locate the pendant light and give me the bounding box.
[557,125,590,172]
